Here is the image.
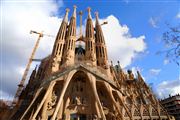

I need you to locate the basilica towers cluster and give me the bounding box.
[8,6,173,120]
[50,6,109,73]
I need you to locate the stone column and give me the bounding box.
[41,86,53,119]
[32,81,56,120]
[51,70,77,120]
[87,73,106,120]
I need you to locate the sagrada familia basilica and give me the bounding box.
[2,6,175,120]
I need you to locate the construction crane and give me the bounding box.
[12,30,54,107]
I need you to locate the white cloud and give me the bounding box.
[155,79,180,98]
[149,17,159,28]
[1,0,63,99]
[144,68,161,81]
[176,12,180,19]
[100,15,146,68]
[149,68,161,76]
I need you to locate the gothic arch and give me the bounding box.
[61,70,100,119]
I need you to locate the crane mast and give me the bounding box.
[12,31,44,106]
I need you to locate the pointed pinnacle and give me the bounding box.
[95,11,99,18]
[95,12,100,25]
[66,8,70,12]
[79,11,83,15]
[63,8,70,23]
[73,5,77,18]
[87,7,92,19]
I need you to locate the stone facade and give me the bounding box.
[9,6,175,120]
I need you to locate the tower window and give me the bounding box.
[80,87,83,92]
[96,46,99,57]
[90,41,92,50]
[68,40,71,49]
[62,31,64,40]
[102,47,105,57]
[99,47,102,57]
[55,44,59,55]
[59,44,62,55]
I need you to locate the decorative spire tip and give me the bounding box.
[73,5,77,9]
[95,12,99,17]
[95,12,99,25]
[87,7,92,19]
[65,8,70,13]
[87,7,91,12]
[63,8,69,23]
[79,11,83,15]
[72,5,77,18]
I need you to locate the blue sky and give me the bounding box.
[1,0,180,100]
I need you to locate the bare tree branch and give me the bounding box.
[158,24,180,66]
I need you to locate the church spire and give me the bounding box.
[72,5,77,18]
[50,8,69,72]
[63,8,70,23]
[95,12,100,26]
[85,7,96,66]
[87,7,92,19]
[63,5,77,66]
[95,12,109,69]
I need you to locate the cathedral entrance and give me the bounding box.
[70,114,86,120]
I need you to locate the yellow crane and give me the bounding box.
[12,30,54,106]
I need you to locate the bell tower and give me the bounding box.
[95,12,110,75]
[85,7,97,66]
[63,5,77,66]
[50,8,69,72]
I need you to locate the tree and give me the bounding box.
[158,24,180,66]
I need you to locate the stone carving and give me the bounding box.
[47,91,57,110]
[89,52,96,62]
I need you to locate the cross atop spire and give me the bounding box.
[73,5,77,18]
[87,7,92,19]
[63,8,70,23]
